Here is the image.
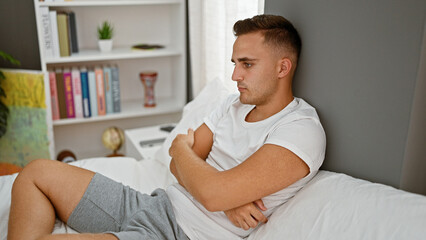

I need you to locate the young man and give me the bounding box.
[8,14,325,240]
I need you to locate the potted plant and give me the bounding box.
[97,21,114,52]
[0,51,20,138]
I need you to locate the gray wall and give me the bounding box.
[265,0,426,192]
[0,0,40,70]
[401,22,426,194]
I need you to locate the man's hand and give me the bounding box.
[224,199,268,230]
[169,128,195,158]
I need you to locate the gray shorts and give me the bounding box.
[67,173,188,240]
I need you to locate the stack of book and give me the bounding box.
[49,65,121,120]
[40,6,79,58]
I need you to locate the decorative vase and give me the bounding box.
[139,71,157,107]
[98,39,113,52]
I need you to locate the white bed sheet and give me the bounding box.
[0,173,17,238]
[1,157,426,240]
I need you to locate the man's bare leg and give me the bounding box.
[7,159,117,240]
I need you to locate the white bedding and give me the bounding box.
[1,157,426,240]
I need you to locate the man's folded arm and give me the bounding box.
[169,124,310,212]
[169,123,214,188]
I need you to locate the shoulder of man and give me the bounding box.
[217,93,240,112]
[285,97,322,124]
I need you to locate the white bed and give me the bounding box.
[1,80,426,239]
[2,157,426,239]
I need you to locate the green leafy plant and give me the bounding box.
[97,21,114,40]
[0,50,20,138]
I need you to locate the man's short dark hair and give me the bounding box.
[233,14,302,64]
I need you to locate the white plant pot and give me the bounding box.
[98,39,113,52]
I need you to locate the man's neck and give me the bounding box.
[245,90,294,123]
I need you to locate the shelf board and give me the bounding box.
[38,0,181,7]
[53,97,183,126]
[45,47,181,64]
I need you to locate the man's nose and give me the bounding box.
[232,66,242,82]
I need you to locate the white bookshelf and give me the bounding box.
[38,0,181,7]
[53,97,182,126]
[34,0,186,158]
[44,47,181,64]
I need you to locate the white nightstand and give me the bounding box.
[124,124,176,161]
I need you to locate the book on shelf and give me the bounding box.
[56,12,71,57]
[111,65,121,113]
[49,10,60,58]
[95,67,106,116]
[63,68,75,118]
[80,67,91,118]
[48,65,122,121]
[67,12,79,54]
[48,71,60,120]
[88,69,98,117]
[55,68,67,119]
[103,66,113,114]
[71,67,83,118]
[40,6,54,58]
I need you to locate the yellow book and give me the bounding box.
[56,12,70,57]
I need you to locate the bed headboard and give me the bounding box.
[265,0,426,193]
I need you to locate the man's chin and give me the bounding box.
[238,95,251,105]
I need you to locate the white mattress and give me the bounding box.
[1,157,426,239]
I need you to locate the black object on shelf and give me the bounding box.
[132,44,165,50]
[160,125,175,133]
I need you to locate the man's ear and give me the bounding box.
[278,58,292,78]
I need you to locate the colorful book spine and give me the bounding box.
[88,69,98,117]
[49,10,60,58]
[95,67,106,116]
[49,65,121,120]
[80,67,91,118]
[103,66,113,114]
[40,6,54,58]
[111,65,121,113]
[63,68,75,118]
[48,70,60,120]
[56,12,70,57]
[71,67,83,118]
[55,68,67,119]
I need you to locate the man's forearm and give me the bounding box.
[170,158,185,187]
[172,142,221,210]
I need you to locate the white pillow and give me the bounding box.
[155,78,231,167]
[247,170,426,240]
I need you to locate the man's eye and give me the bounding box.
[244,63,252,68]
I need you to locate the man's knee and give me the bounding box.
[19,159,54,179]
[12,159,56,191]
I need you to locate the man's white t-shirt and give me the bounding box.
[166,94,326,240]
